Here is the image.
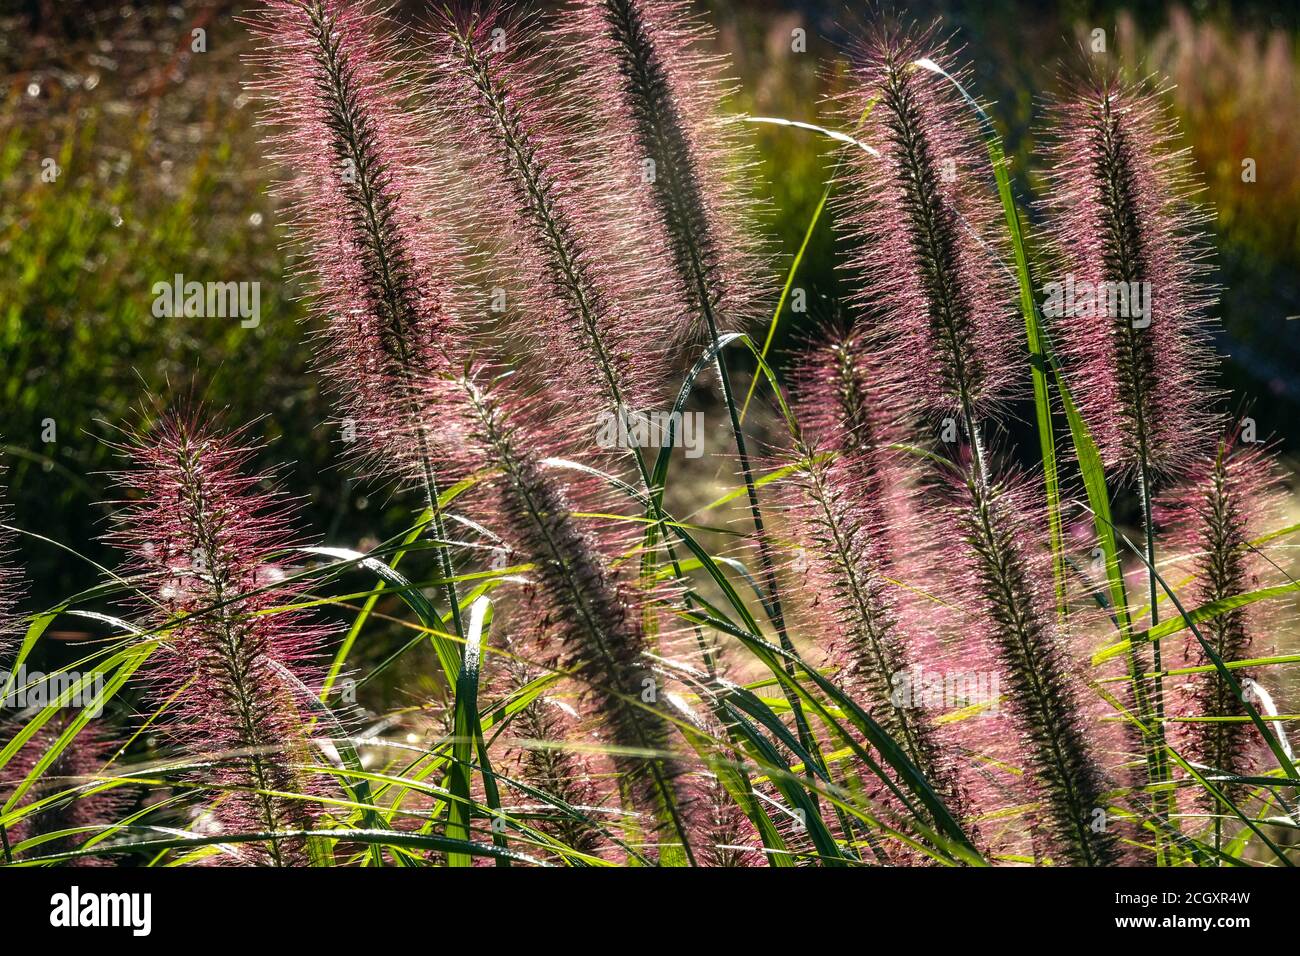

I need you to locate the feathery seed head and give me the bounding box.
[413,370,695,856]
[423,4,683,424]
[785,329,973,835]
[1039,70,1220,478]
[944,466,1120,865]
[244,0,469,483]
[1157,423,1289,791]
[835,22,1020,425]
[107,410,329,866]
[1,716,128,865]
[569,0,770,341]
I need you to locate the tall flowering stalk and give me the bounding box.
[569,0,817,761]
[836,25,1117,864]
[952,470,1119,865]
[1159,425,1288,853]
[787,330,968,834]
[423,5,718,675]
[415,371,696,863]
[835,23,1019,464]
[567,0,766,333]
[244,0,467,638]
[1040,72,1220,840]
[109,413,328,866]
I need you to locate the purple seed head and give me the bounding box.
[570,0,770,341]
[835,21,1020,424]
[423,4,684,421]
[1,716,129,865]
[106,410,330,866]
[244,0,469,483]
[1039,71,1220,478]
[1157,423,1290,795]
[785,328,973,836]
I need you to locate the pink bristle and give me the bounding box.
[409,368,701,861]
[939,463,1121,865]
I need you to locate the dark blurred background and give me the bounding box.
[3,0,1299,607]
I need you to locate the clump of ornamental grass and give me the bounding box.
[243,0,469,635]
[107,411,331,867]
[0,715,127,865]
[785,328,970,837]
[423,4,684,437]
[1157,423,1291,846]
[410,369,698,863]
[835,24,1118,865]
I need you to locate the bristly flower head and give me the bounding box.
[1157,422,1290,799]
[244,0,469,482]
[567,0,770,341]
[1039,69,1219,478]
[789,325,915,524]
[107,410,330,866]
[1,716,128,865]
[833,20,1020,425]
[785,328,973,836]
[412,368,697,861]
[945,466,1120,865]
[422,4,684,422]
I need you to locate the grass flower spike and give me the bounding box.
[109,411,329,866]
[1040,73,1218,480]
[245,0,469,634]
[1158,423,1290,848]
[950,470,1120,865]
[787,330,968,831]
[837,25,1117,865]
[1040,68,1223,850]
[415,371,696,863]
[568,0,767,337]
[424,4,684,427]
[835,21,1020,442]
